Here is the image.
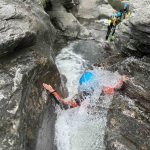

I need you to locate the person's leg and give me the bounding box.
[106,24,112,40]
[112,25,116,36]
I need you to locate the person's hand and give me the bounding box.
[43,83,55,93]
[121,75,129,82]
[103,86,114,94]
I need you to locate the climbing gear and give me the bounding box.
[108,19,112,26]
[111,16,117,26]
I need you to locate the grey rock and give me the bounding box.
[72,40,112,64]
[0,0,56,58]
[98,4,114,18]
[60,0,79,12]
[49,11,90,39]
[106,95,150,150]
[115,0,150,56]
[77,0,113,19]
[112,57,150,111]
[0,49,61,150]
[35,101,57,150]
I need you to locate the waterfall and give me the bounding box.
[55,41,122,150]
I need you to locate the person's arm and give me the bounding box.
[102,75,128,94]
[43,83,79,108]
[113,75,128,89]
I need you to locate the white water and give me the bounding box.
[56,42,88,98]
[55,42,122,150]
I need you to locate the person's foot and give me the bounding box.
[110,35,115,41]
[105,35,108,40]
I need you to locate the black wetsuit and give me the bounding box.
[106,22,116,40]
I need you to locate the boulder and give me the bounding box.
[77,0,113,19]
[0,0,56,58]
[49,11,90,39]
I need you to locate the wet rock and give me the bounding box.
[115,0,150,56]
[106,95,150,150]
[60,0,79,13]
[0,0,56,58]
[72,40,112,64]
[35,101,57,150]
[110,57,150,112]
[0,49,61,150]
[48,11,90,39]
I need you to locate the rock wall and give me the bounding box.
[0,0,61,149]
[0,0,56,58]
[47,0,90,39]
[115,0,150,56]
[104,56,150,150]
[102,1,150,148]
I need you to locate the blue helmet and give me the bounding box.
[117,12,122,17]
[79,71,98,94]
[123,3,128,10]
[79,71,94,85]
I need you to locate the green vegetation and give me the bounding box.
[38,0,48,8]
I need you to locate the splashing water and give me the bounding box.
[55,41,122,150]
[56,42,88,97]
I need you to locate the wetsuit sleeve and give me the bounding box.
[113,79,124,89]
[51,91,79,108]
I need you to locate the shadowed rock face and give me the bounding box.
[35,99,58,150]
[0,0,60,150]
[0,48,61,150]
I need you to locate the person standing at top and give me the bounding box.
[105,13,120,40]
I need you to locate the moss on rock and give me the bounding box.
[38,0,48,8]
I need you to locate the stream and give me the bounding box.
[55,41,122,150]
